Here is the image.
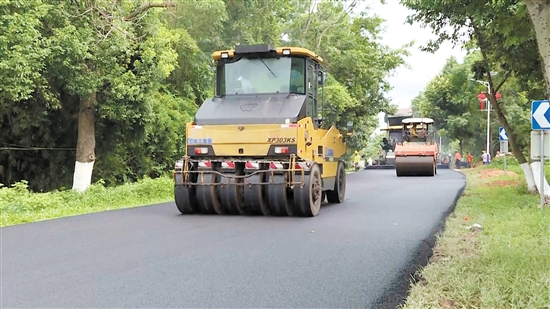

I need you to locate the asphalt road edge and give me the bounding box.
[372,169,467,309]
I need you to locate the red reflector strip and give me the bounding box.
[221,161,235,169]
[198,161,211,168]
[269,162,284,169]
[245,162,259,169]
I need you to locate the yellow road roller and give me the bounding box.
[394,117,438,177]
[173,44,352,217]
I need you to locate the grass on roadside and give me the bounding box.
[400,164,550,309]
[0,176,174,228]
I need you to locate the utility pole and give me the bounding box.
[471,79,492,155]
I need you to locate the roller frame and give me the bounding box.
[174,155,309,188]
[173,155,323,217]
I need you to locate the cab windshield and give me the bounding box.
[220,57,306,95]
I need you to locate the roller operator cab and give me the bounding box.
[173,44,353,217]
[394,117,438,177]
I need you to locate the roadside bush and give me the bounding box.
[0,175,174,227]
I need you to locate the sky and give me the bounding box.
[357,0,468,133]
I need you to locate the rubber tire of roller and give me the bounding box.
[326,161,346,203]
[174,164,200,214]
[268,173,294,216]
[218,172,244,215]
[293,163,322,217]
[196,173,222,214]
[243,173,270,215]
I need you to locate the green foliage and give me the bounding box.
[363,133,386,159]
[286,0,410,150]
[1,0,192,190]
[400,0,546,163]
[0,0,51,102]
[0,176,174,227]
[412,54,484,152]
[412,49,540,157]
[2,0,409,192]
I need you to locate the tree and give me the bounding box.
[525,0,550,99]
[400,0,543,193]
[1,0,411,192]
[286,0,411,151]
[412,55,485,154]
[523,0,550,197]
[0,0,183,191]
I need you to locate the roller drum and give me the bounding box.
[395,156,435,177]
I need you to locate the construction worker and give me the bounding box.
[410,124,418,137]
[353,151,360,170]
[467,153,473,168]
[454,151,462,169]
[420,123,427,138]
[289,65,305,93]
[381,137,393,151]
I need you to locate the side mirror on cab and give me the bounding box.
[347,121,354,136]
[318,71,326,86]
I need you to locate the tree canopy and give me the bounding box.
[401,0,549,193]
[1,0,409,191]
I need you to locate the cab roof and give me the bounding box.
[212,45,324,64]
[380,125,404,131]
[402,117,434,124]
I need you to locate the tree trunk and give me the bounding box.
[488,94,537,192]
[529,161,550,200]
[524,0,550,196]
[525,0,550,98]
[72,92,96,192]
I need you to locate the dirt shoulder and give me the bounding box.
[400,167,550,309]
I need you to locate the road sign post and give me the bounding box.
[531,99,550,209]
[499,126,508,175]
[500,140,508,174]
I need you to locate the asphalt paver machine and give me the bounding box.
[366,108,413,170]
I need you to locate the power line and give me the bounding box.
[0,147,76,151]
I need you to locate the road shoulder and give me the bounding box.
[399,166,550,309]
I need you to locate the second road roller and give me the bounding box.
[394,117,438,177]
[173,44,353,217]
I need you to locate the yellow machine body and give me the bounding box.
[185,116,347,182]
[174,44,351,217]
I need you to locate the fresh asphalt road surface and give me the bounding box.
[2,169,465,308]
